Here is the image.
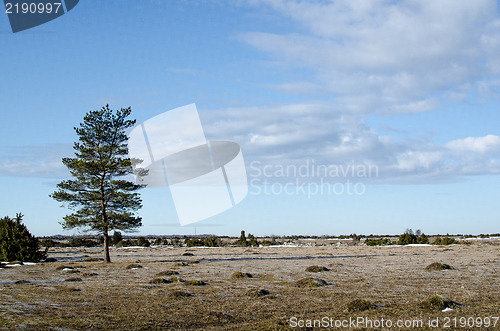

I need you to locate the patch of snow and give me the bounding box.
[442,307,453,312]
[117,246,147,249]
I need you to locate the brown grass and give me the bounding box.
[0,241,498,330]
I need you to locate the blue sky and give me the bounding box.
[1,0,500,237]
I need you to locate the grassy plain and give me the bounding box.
[1,239,499,330]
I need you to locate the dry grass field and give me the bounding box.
[1,239,499,330]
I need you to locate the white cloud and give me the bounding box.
[241,0,500,114]
[206,0,500,183]
[200,102,500,183]
[0,144,72,178]
[446,135,500,154]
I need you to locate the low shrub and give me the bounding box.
[112,231,122,245]
[203,236,222,247]
[156,270,179,276]
[137,237,150,247]
[398,232,417,245]
[247,289,271,297]
[260,237,278,246]
[421,295,463,311]
[425,262,453,271]
[295,277,327,288]
[40,239,59,248]
[149,278,171,284]
[230,271,253,279]
[417,234,429,244]
[126,263,143,269]
[345,299,375,312]
[433,237,456,245]
[0,213,47,262]
[65,277,83,282]
[365,238,392,246]
[168,276,183,283]
[305,266,329,272]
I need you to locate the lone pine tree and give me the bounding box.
[51,105,143,262]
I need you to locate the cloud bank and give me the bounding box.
[202,0,500,183]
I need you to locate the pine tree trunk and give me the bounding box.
[103,228,111,263]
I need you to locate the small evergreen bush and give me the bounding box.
[365,238,392,246]
[0,213,47,262]
[137,237,150,247]
[433,236,456,245]
[398,232,418,245]
[112,231,123,246]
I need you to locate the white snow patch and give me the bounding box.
[117,246,147,249]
